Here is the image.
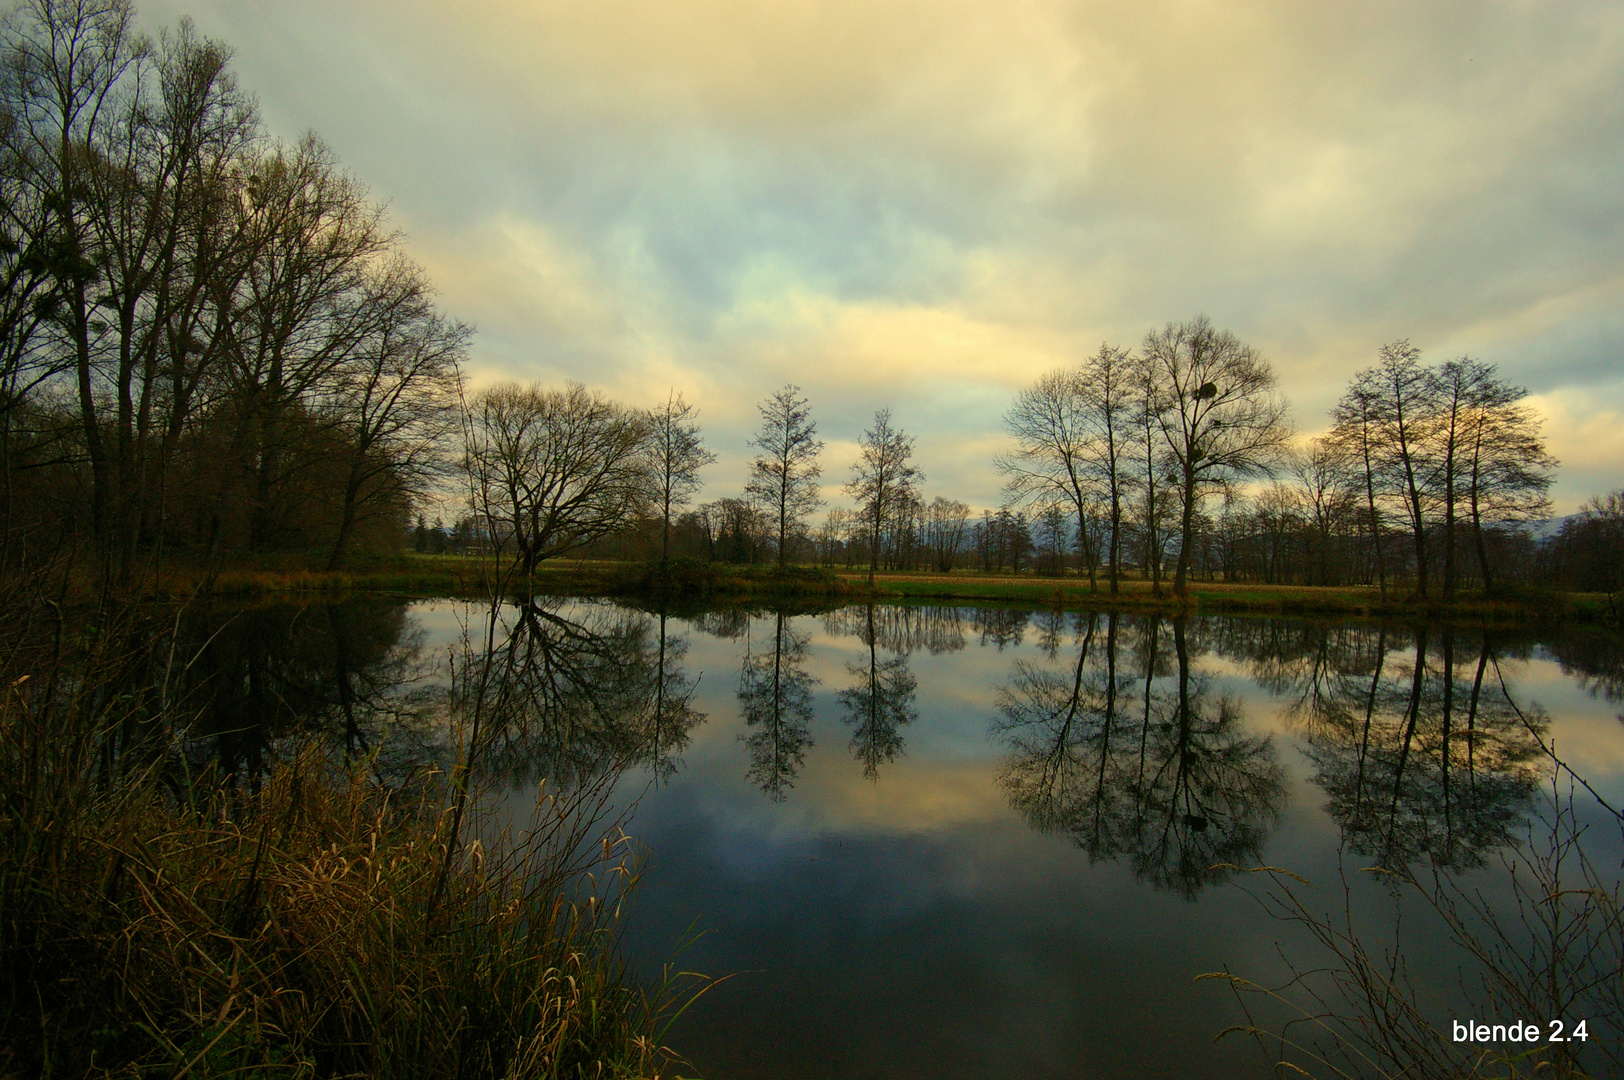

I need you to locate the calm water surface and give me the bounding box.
[175,597,1624,1078]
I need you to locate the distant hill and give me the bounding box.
[1526,514,1582,543]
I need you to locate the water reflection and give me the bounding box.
[1221,621,1547,869]
[994,614,1287,898]
[1550,634,1624,716]
[737,612,818,801]
[822,604,968,657]
[834,605,919,781]
[173,600,443,784]
[158,597,709,794]
[973,607,1030,651]
[649,610,704,782]
[54,595,1617,1080]
[153,599,1571,890]
[460,597,704,788]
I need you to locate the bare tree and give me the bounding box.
[1288,438,1358,586]
[1351,341,1436,598]
[815,507,849,566]
[1080,344,1136,593]
[646,389,715,563]
[710,495,768,564]
[887,489,923,570]
[1549,491,1624,615]
[1455,363,1554,596]
[1327,374,1392,599]
[465,382,651,575]
[1431,357,1479,598]
[323,257,467,569]
[997,367,1098,582]
[745,384,822,569]
[846,407,922,586]
[1249,482,1302,584]
[2,0,143,569]
[228,136,392,552]
[0,5,475,579]
[1141,316,1293,595]
[1034,502,1070,577]
[2,4,274,580]
[922,495,969,573]
[1131,358,1175,594]
[1331,344,1554,599]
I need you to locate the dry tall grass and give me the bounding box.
[0,595,699,1079]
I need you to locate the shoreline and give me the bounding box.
[138,555,1620,628]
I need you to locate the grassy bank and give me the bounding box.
[152,553,1618,627]
[153,554,858,605]
[0,599,696,1079]
[847,571,1617,626]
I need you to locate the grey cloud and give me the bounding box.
[138,0,1624,509]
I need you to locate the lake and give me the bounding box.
[168,596,1624,1078]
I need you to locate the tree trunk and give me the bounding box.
[1108,483,1122,595]
[1173,466,1197,597]
[1443,445,1458,599]
[1469,480,1494,597]
[326,457,366,571]
[661,487,672,563]
[1362,436,1387,601]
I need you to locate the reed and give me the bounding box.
[1204,778,1622,1079]
[0,593,700,1079]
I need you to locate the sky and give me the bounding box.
[142,0,1624,515]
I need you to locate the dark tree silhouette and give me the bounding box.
[647,390,715,563]
[995,613,1286,898]
[836,604,918,780]
[745,385,823,569]
[738,611,818,800]
[1141,317,1293,596]
[846,408,922,586]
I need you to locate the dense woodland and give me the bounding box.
[1,2,1619,603]
[0,2,466,584]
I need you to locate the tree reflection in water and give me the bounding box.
[455,597,705,789]
[648,609,704,782]
[835,604,919,780]
[973,607,1030,651]
[1549,633,1624,720]
[173,600,444,786]
[167,600,1575,889]
[995,614,1286,898]
[737,611,818,801]
[157,597,706,794]
[821,604,969,658]
[1224,619,1547,870]
[1174,619,1623,1077]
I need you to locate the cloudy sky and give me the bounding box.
[143,0,1624,514]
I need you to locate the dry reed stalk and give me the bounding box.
[0,591,705,1078]
[1206,778,1622,1079]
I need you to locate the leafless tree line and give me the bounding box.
[3,5,1599,596]
[1192,344,1603,598]
[1543,491,1624,610]
[466,381,945,578]
[994,317,1295,597]
[464,322,1616,601]
[986,319,1589,599]
[0,0,469,584]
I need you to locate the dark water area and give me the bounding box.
[155,596,1624,1078]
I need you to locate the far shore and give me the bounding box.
[130,553,1621,627]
